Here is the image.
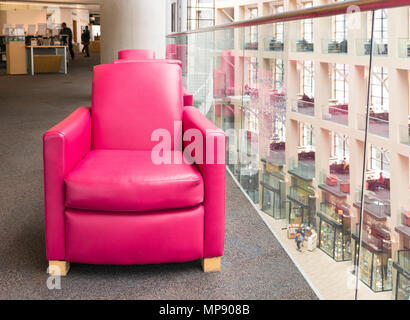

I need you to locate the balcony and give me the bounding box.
[354,189,391,220]
[399,124,410,146]
[288,157,315,181]
[268,141,286,166]
[292,39,314,52]
[321,39,348,54]
[322,104,348,126]
[318,171,349,198]
[264,37,284,52]
[356,39,388,56]
[357,113,389,139]
[244,41,258,50]
[398,38,410,58]
[292,96,315,117]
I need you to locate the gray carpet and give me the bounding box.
[0,55,317,300]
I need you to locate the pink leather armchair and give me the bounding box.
[116,49,193,107]
[43,62,226,276]
[118,49,156,60]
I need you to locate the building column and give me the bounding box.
[100,0,166,64]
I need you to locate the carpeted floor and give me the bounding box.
[0,55,317,300]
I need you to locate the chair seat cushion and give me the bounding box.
[65,150,204,212]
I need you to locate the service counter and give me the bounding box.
[26,45,67,75]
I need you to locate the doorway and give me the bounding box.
[72,20,77,43]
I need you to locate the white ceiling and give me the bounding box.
[2,0,100,4]
[0,0,100,12]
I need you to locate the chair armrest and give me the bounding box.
[183,88,193,107]
[43,107,91,260]
[183,106,226,258]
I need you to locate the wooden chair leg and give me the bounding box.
[48,260,70,276]
[201,257,221,272]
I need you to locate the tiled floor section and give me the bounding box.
[261,215,392,300]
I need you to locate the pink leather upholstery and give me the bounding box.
[66,206,204,265]
[43,61,226,267]
[118,49,155,60]
[92,62,183,150]
[183,107,226,258]
[43,107,91,260]
[65,150,204,212]
[113,58,194,107]
[113,58,182,67]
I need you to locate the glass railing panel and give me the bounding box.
[291,98,315,116]
[399,124,410,146]
[322,104,348,126]
[398,38,410,58]
[321,39,348,54]
[356,39,388,56]
[393,249,410,300]
[264,37,284,52]
[357,114,390,139]
[291,39,314,52]
[166,3,410,300]
[213,27,243,182]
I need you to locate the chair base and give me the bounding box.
[201,257,221,272]
[47,258,221,275]
[48,260,70,276]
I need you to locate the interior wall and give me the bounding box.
[46,7,90,48]
[0,7,47,32]
[0,5,89,47]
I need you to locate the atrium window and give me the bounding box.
[273,59,284,91]
[301,2,313,43]
[274,5,284,42]
[301,123,315,148]
[373,9,388,44]
[333,14,347,41]
[247,57,258,89]
[302,61,314,98]
[187,0,215,31]
[333,133,349,161]
[370,67,389,112]
[333,64,348,104]
[370,145,390,176]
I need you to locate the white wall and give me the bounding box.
[0,7,47,33]
[48,7,90,48]
[0,5,89,43]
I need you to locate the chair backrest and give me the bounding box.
[112,59,182,69]
[118,49,156,60]
[92,62,183,150]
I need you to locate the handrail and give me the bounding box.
[167,0,409,37]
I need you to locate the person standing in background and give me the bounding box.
[60,22,74,60]
[81,26,90,57]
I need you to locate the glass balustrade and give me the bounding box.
[356,39,388,56]
[321,39,348,54]
[166,3,410,300]
[398,38,410,58]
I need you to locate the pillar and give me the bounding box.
[100,0,166,64]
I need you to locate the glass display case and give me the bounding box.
[260,169,286,219]
[318,201,352,261]
[393,250,410,300]
[352,219,393,292]
[238,163,259,204]
[287,177,316,228]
